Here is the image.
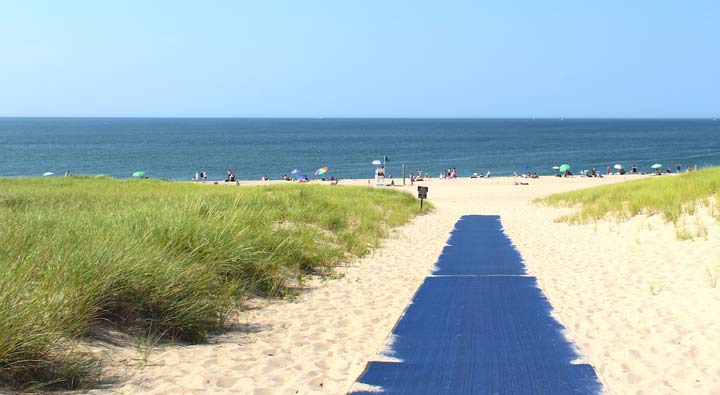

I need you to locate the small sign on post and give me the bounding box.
[417,186,428,209]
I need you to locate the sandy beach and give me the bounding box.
[89,175,720,395]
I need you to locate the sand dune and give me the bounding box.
[92,175,720,395]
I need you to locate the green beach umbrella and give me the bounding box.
[651,163,663,169]
[559,164,571,173]
[132,171,145,177]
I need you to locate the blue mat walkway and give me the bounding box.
[351,215,602,395]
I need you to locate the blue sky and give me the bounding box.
[1,1,718,117]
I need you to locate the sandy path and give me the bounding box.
[91,176,720,395]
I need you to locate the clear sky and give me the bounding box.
[1,1,718,117]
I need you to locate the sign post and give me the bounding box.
[417,186,428,209]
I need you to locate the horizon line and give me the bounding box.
[1,116,719,120]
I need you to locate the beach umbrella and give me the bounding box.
[559,164,571,173]
[291,168,302,174]
[651,163,663,169]
[371,160,382,166]
[314,166,328,176]
[613,164,623,170]
[42,171,54,176]
[552,165,560,170]
[132,171,145,177]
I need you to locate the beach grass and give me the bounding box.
[538,167,720,229]
[0,177,427,390]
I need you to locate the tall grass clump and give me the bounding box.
[538,167,720,226]
[0,177,427,390]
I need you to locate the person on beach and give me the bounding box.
[226,169,235,182]
[606,165,611,175]
[64,170,71,177]
[631,165,638,174]
[676,163,682,173]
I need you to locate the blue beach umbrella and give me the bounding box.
[291,168,302,174]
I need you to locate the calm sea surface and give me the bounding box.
[1,118,719,180]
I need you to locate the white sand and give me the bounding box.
[91,176,720,395]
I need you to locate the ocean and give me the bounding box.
[1,118,718,180]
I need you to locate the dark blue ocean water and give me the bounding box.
[1,118,719,180]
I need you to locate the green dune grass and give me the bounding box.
[538,167,720,228]
[0,177,428,390]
